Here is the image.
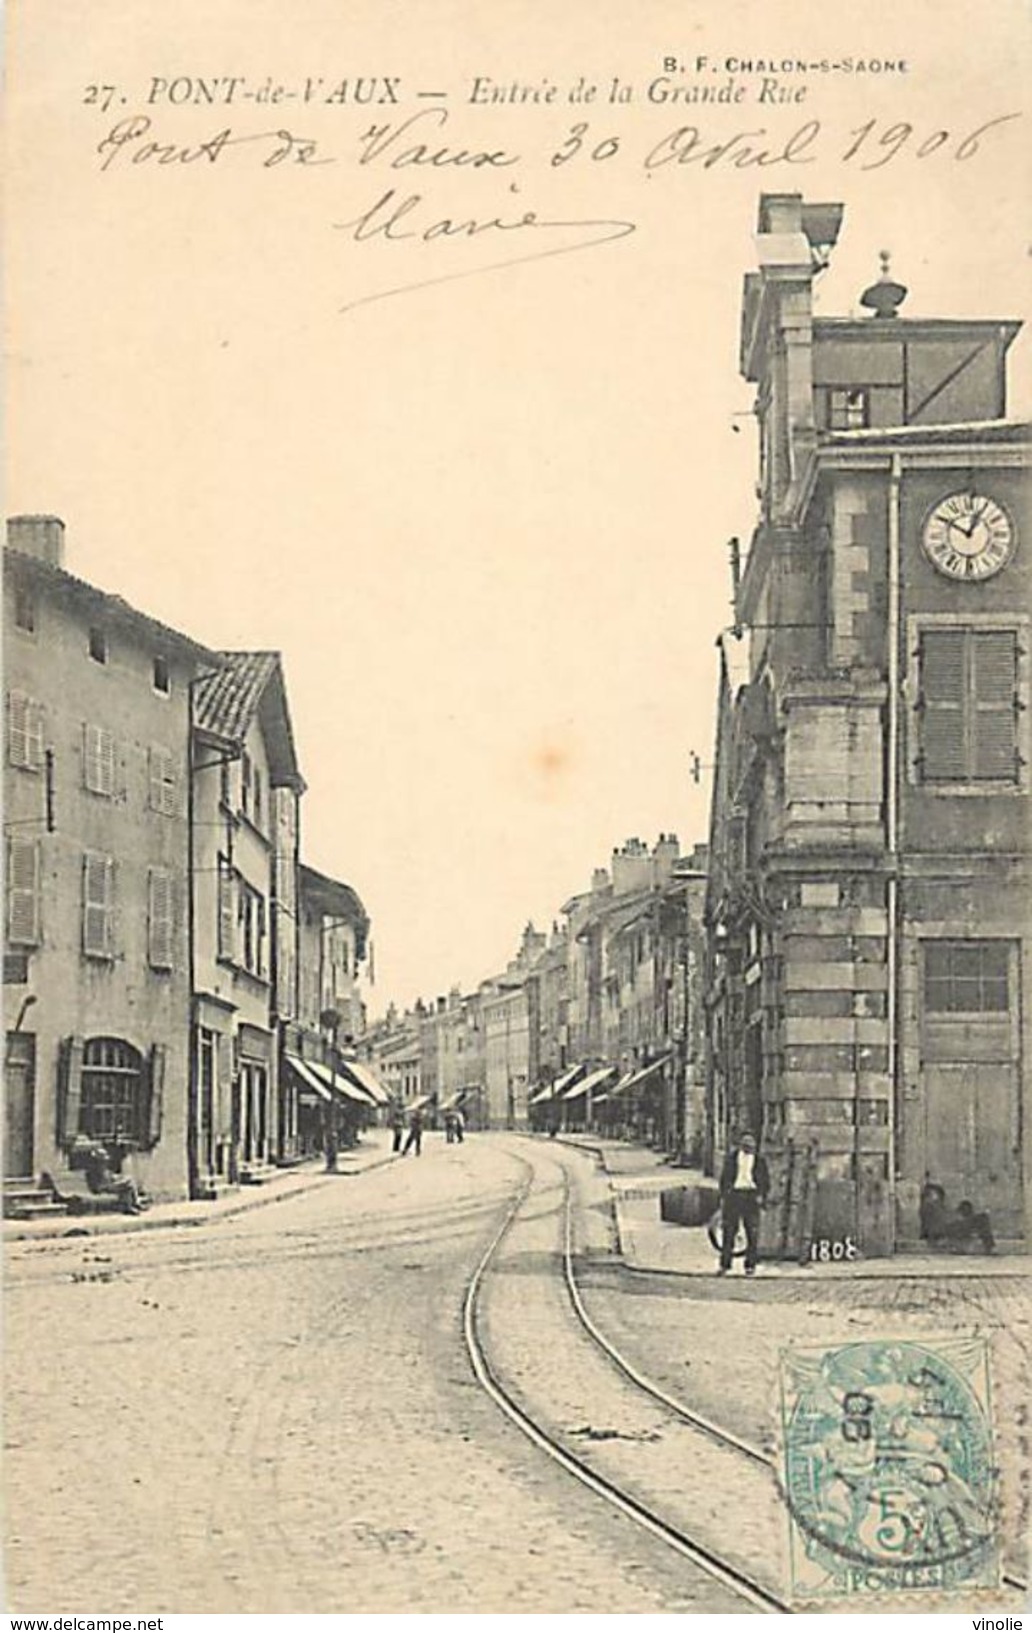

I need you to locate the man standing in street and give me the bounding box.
[717,1131,770,1276]
[403,1105,424,1157]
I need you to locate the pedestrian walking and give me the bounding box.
[390,1105,406,1154]
[403,1107,424,1157]
[716,1131,770,1276]
[453,1107,465,1144]
[443,1110,456,1144]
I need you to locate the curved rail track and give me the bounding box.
[465,1142,1029,1611]
[463,1151,792,1614]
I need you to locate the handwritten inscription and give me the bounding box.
[89,101,1023,311]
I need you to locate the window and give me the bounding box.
[152,655,170,695]
[6,837,40,945]
[148,868,174,969]
[83,723,116,796]
[918,628,1019,784]
[239,883,267,977]
[828,388,869,430]
[924,941,1010,1014]
[79,1038,146,1144]
[88,627,107,664]
[252,766,262,828]
[82,851,115,958]
[148,745,178,815]
[219,758,232,808]
[7,691,44,771]
[240,752,252,818]
[13,585,36,633]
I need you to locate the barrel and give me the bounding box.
[659,1181,720,1227]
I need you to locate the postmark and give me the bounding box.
[779,1336,998,1601]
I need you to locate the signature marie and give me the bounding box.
[332,187,636,311]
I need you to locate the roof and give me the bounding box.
[300,862,370,954]
[820,418,1031,450]
[193,651,305,790]
[4,544,221,666]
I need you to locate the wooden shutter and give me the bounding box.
[57,1034,85,1145]
[8,692,43,770]
[920,630,967,781]
[147,1043,166,1145]
[83,723,115,795]
[149,745,177,815]
[6,837,40,945]
[218,860,236,960]
[972,631,1018,781]
[83,852,114,956]
[148,868,174,969]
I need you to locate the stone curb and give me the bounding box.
[550,1135,1027,1286]
[3,1149,402,1244]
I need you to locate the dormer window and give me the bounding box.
[88,626,107,664]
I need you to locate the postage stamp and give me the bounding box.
[779,1336,998,1602]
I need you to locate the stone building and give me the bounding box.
[190,652,305,1192]
[705,193,1030,1252]
[4,516,215,1202]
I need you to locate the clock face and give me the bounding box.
[921,491,1016,581]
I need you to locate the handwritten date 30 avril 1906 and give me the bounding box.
[91,106,1022,307]
[95,104,1021,179]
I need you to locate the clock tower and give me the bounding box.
[707,194,1031,1255]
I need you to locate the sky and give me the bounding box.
[5,0,1030,1014]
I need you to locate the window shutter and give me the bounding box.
[148,868,174,969]
[6,837,40,945]
[83,852,114,957]
[920,630,967,781]
[972,631,1018,781]
[149,746,177,815]
[8,692,43,770]
[216,1032,233,1138]
[218,861,236,960]
[83,724,116,795]
[147,1043,166,1145]
[57,1034,85,1145]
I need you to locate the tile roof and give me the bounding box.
[193,651,280,742]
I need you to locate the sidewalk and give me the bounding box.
[557,1134,1028,1283]
[2,1131,399,1244]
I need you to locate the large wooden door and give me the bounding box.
[920,939,1023,1240]
[924,1064,1022,1235]
[4,1033,36,1177]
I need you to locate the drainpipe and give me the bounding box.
[885,453,903,1249]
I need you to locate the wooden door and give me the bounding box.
[4,1033,36,1177]
[924,1063,1022,1238]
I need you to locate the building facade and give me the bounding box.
[4,516,214,1202]
[706,193,1030,1252]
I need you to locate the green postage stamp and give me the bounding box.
[779,1336,998,1602]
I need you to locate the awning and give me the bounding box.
[285,1053,332,1104]
[305,1060,375,1106]
[338,1059,391,1106]
[528,1084,555,1107]
[438,1091,472,1112]
[562,1065,616,1101]
[610,1056,672,1096]
[543,1063,585,1100]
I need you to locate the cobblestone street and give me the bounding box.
[5,1133,1029,1611]
[4,1139,739,1614]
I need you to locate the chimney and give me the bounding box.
[591,867,609,896]
[653,833,680,883]
[7,514,66,567]
[612,839,652,896]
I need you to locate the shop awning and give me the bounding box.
[610,1056,672,1096]
[528,1084,556,1106]
[438,1090,472,1112]
[338,1059,391,1106]
[305,1061,376,1106]
[285,1053,332,1104]
[562,1065,616,1101]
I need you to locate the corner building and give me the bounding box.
[707,194,1030,1252]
